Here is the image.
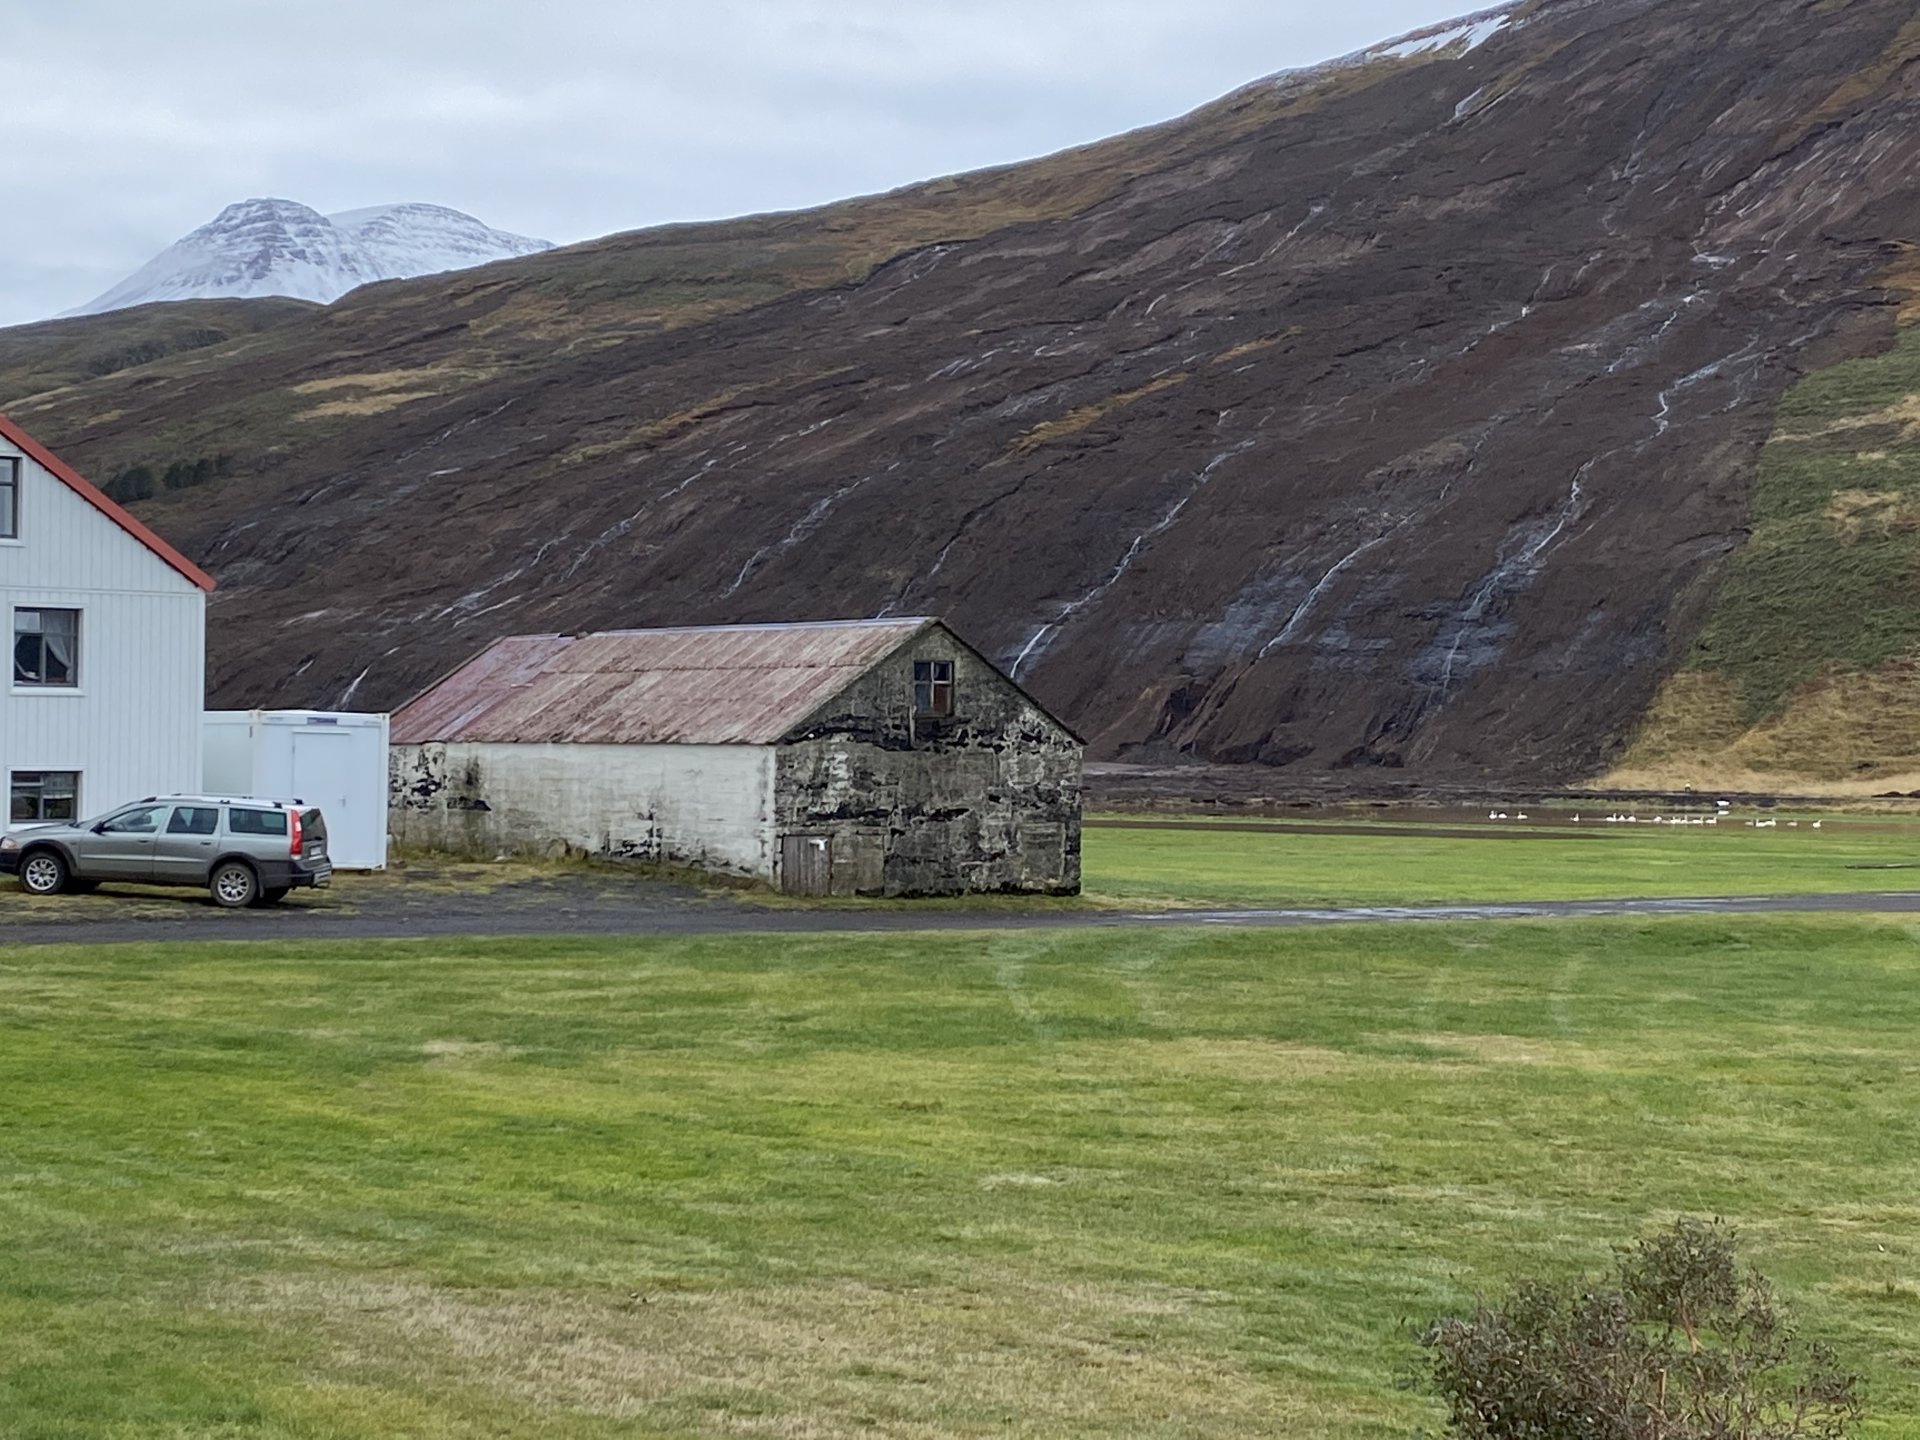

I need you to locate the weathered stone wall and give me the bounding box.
[774,631,1081,896]
[389,740,776,876]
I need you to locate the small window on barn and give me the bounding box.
[913,659,954,717]
[0,458,18,539]
[12,608,79,688]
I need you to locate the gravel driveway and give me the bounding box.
[5,859,1920,946]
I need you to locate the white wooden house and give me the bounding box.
[1,415,213,828]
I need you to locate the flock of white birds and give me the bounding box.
[1484,806,1822,830]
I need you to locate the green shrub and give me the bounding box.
[1420,1218,1861,1439]
[102,465,154,502]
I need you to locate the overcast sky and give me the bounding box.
[7,0,1475,328]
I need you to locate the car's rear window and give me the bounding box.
[228,808,288,837]
[300,809,326,843]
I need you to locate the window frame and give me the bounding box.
[12,606,81,689]
[912,659,955,719]
[9,771,79,825]
[0,456,18,540]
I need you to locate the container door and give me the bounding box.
[781,834,832,897]
[290,730,353,860]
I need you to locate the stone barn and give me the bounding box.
[388,618,1081,895]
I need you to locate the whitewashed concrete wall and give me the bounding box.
[389,741,777,877]
[0,436,205,826]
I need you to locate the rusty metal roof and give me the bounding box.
[391,618,938,746]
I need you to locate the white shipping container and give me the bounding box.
[203,710,389,869]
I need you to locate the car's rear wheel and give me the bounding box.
[19,850,69,896]
[209,861,260,909]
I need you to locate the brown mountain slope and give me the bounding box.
[8,0,1920,783]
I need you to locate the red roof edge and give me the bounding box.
[0,413,216,593]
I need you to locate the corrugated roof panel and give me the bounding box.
[391,619,935,746]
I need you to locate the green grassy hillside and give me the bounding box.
[1615,320,1920,789]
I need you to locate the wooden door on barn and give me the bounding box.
[781,833,833,896]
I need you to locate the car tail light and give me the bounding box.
[289,808,303,858]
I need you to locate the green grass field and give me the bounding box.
[7,917,1920,1438]
[1082,815,1920,908]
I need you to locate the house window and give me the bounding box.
[913,659,954,717]
[13,608,79,687]
[0,457,17,539]
[10,771,78,824]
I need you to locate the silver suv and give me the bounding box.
[1,795,331,908]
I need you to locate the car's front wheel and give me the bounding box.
[19,850,69,896]
[209,861,260,909]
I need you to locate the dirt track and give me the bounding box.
[5,868,1920,947]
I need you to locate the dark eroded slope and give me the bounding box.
[10,0,1920,782]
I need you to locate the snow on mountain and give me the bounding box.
[1375,12,1512,59]
[329,203,552,281]
[65,198,552,317]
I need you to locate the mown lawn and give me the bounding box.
[1084,816,1920,908]
[5,919,1920,1437]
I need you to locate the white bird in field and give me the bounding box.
[1516,812,1529,821]
[1812,820,1823,830]
[1489,810,1499,821]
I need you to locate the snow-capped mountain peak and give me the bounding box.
[327,202,550,280]
[66,198,552,317]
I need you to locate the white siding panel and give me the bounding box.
[390,742,777,878]
[0,441,205,824]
